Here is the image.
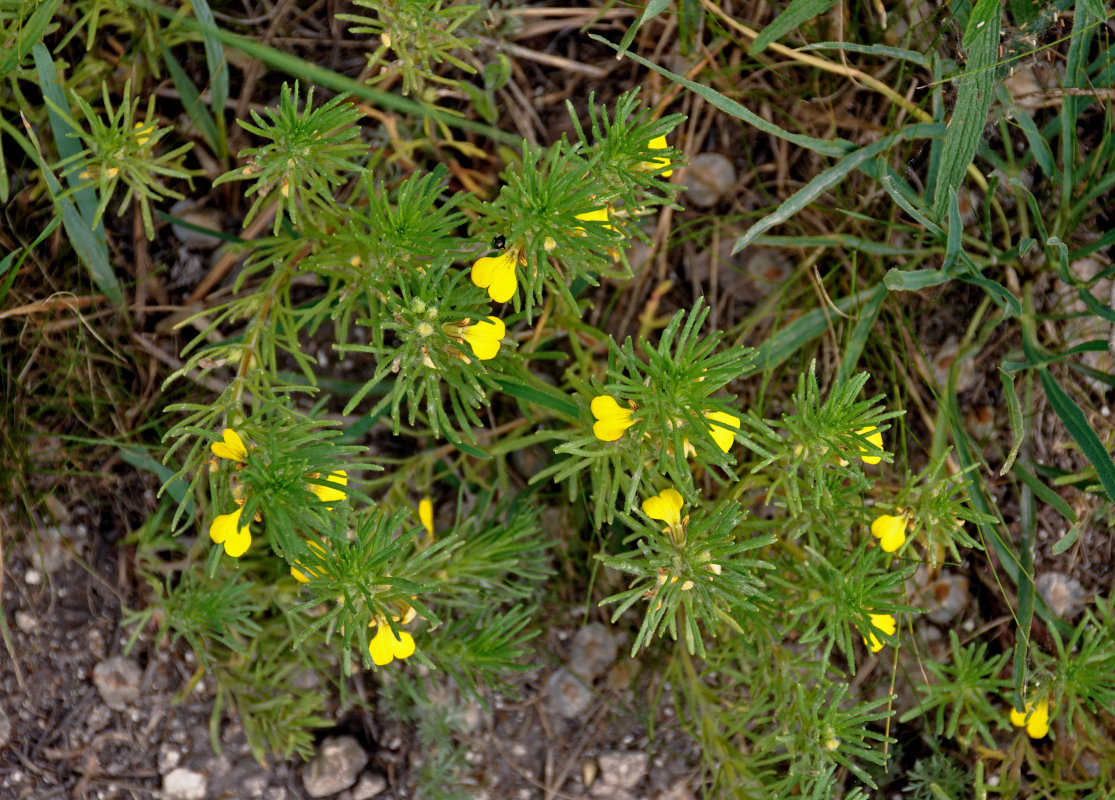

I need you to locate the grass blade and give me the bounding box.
[1038,367,1115,502]
[0,0,62,79]
[160,40,222,156]
[999,367,1024,475]
[929,0,999,220]
[188,0,229,117]
[751,0,837,55]
[834,282,886,386]
[752,285,878,371]
[590,32,852,158]
[733,123,940,253]
[28,47,121,305]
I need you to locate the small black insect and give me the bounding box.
[491,234,507,250]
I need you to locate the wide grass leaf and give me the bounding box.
[929,0,999,221]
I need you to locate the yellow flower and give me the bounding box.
[309,470,347,504]
[857,427,884,465]
[471,251,517,303]
[870,513,907,553]
[464,316,505,360]
[211,428,248,462]
[705,410,741,452]
[642,488,685,535]
[419,498,435,538]
[862,612,896,653]
[575,207,614,231]
[644,135,674,178]
[1010,699,1050,739]
[368,617,416,666]
[210,507,252,558]
[591,395,635,442]
[134,120,156,146]
[291,540,328,583]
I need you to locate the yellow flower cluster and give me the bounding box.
[589,395,741,454]
[862,612,896,653]
[469,137,674,305]
[207,429,348,559]
[1010,698,1050,739]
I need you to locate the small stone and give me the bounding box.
[302,736,369,798]
[163,767,207,800]
[596,751,647,790]
[683,153,736,208]
[243,774,269,797]
[92,656,142,711]
[1035,572,1086,618]
[568,624,618,681]
[546,668,594,719]
[351,772,387,800]
[158,744,182,775]
[0,707,11,749]
[24,568,41,586]
[14,610,37,632]
[84,704,112,735]
[925,572,970,624]
[660,779,696,800]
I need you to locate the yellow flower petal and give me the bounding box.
[870,514,908,553]
[309,470,348,504]
[642,488,684,533]
[591,395,634,442]
[471,252,517,303]
[856,427,884,465]
[1011,699,1050,739]
[862,613,896,653]
[291,565,311,583]
[211,429,248,461]
[645,135,674,178]
[209,507,238,544]
[210,508,251,558]
[705,410,741,452]
[419,498,435,537]
[464,316,505,361]
[134,120,156,146]
[369,622,416,666]
[574,208,614,232]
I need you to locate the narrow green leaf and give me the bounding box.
[120,446,195,515]
[1013,465,1077,524]
[188,0,229,115]
[799,41,931,68]
[734,123,941,253]
[942,189,963,273]
[1011,104,1054,177]
[160,40,222,155]
[752,285,878,371]
[883,268,948,291]
[751,0,837,55]
[943,383,1071,636]
[1038,367,1115,502]
[930,0,1000,220]
[590,33,852,158]
[495,378,579,419]
[0,0,62,79]
[835,282,886,386]
[1076,287,1115,323]
[17,64,121,305]
[1050,520,1084,555]
[618,0,673,54]
[999,367,1024,475]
